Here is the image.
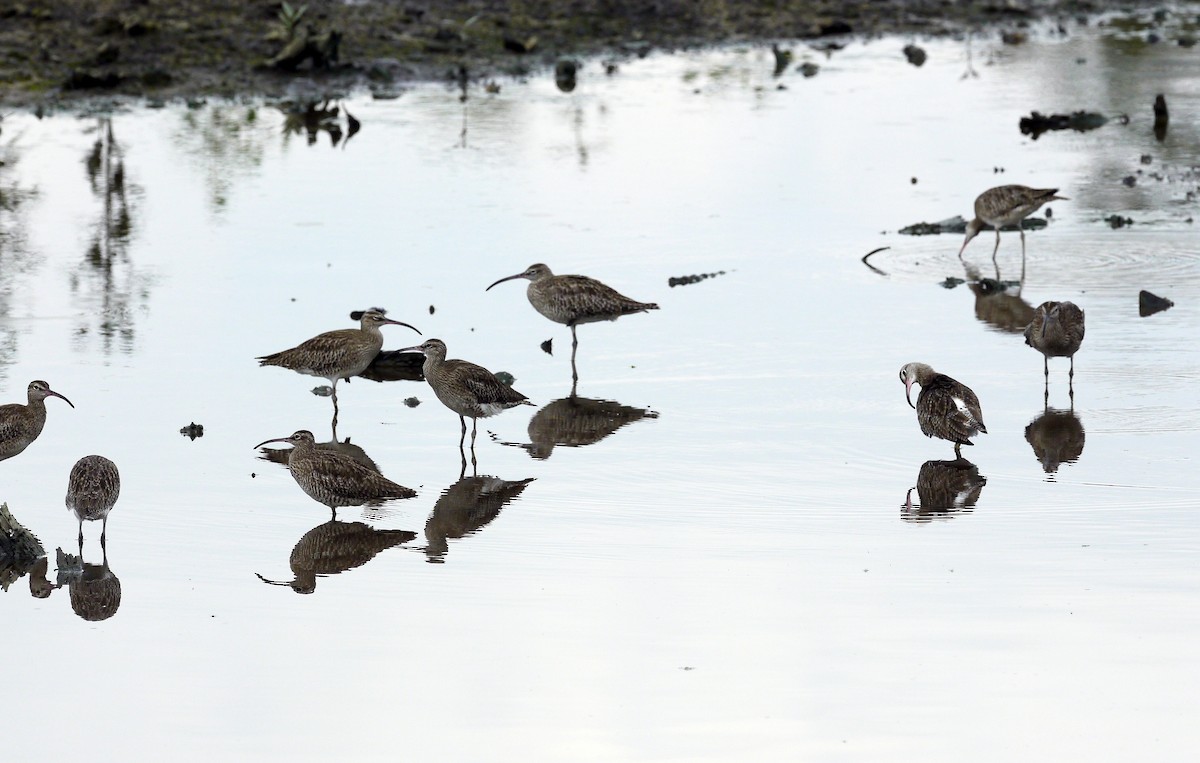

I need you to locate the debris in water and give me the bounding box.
[1019,110,1110,140]
[313,385,333,397]
[404,397,421,408]
[1138,290,1174,317]
[180,422,205,440]
[494,371,516,386]
[540,338,553,355]
[798,62,820,78]
[669,271,728,287]
[1106,215,1133,229]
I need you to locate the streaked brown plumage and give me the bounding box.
[903,458,987,522]
[257,309,420,414]
[899,362,987,458]
[424,474,535,562]
[959,185,1065,260]
[255,430,416,516]
[257,519,417,593]
[486,263,659,382]
[1024,300,1085,389]
[65,455,120,546]
[0,381,74,462]
[399,339,533,455]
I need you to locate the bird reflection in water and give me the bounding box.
[55,542,122,621]
[257,520,416,594]
[493,387,659,459]
[903,459,987,522]
[1025,404,1085,478]
[424,466,534,564]
[959,258,1034,335]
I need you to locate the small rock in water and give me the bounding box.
[902,44,927,67]
[1140,154,1153,164]
[313,385,334,397]
[910,177,918,184]
[429,305,435,314]
[494,371,516,387]
[1106,215,1133,229]
[798,62,819,78]
[540,338,553,355]
[404,397,421,408]
[1138,290,1174,317]
[179,421,205,440]
[1122,175,1137,187]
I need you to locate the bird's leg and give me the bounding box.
[1019,223,1026,261]
[331,380,341,432]
[469,418,479,470]
[991,228,1001,262]
[954,442,962,459]
[1069,357,1075,382]
[458,415,467,451]
[570,325,580,384]
[100,517,107,550]
[77,521,84,550]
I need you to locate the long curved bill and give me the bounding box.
[381,318,422,335]
[398,344,426,354]
[48,390,75,408]
[486,272,525,291]
[905,379,917,409]
[254,436,292,449]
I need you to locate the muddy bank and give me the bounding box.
[0,0,1180,107]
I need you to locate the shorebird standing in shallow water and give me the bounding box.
[65,455,120,547]
[400,339,533,466]
[257,308,420,429]
[899,362,987,459]
[959,185,1065,262]
[486,263,659,383]
[1024,300,1085,402]
[255,429,416,517]
[0,381,74,463]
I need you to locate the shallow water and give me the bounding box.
[2,16,1199,761]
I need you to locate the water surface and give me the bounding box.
[2,19,1199,761]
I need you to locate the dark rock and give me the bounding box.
[1122,175,1137,187]
[818,21,852,36]
[1138,290,1173,317]
[903,44,927,66]
[540,338,553,355]
[63,69,122,90]
[1153,94,1169,141]
[798,62,819,77]
[404,397,421,408]
[502,35,537,54]
[1140,154,1153,164]
[1106,214,1133,229]
[554,58,578,92]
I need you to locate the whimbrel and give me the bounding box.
[959,185,1065,261]
[0,381,74,463]
[255,429,416,516]
[257,309,420,426]
[899,362,987,458]
[399,339,533,460]
[486,263,659,382]
[65,455,120,547]
[903,458,987,521]
[1024,300,1085,400]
